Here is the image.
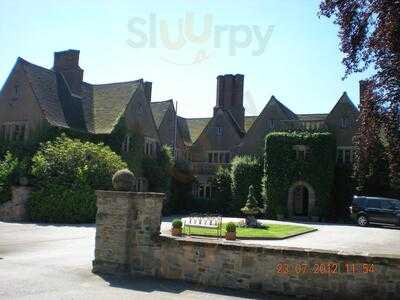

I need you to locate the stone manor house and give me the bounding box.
[0,50,359,216]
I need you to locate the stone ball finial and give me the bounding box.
[112,169,135,191]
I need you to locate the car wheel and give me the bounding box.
[357,215,368,227]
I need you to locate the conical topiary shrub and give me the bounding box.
[241,185,263,227]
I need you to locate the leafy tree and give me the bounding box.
[320,0,400,195]
[210,166,233,214]
[353,81,390,195]
[142,145,173,193]
[168,159,195,213]
[28,135,127,223]
[0,152,19,204]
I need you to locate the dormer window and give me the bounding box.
[137,103,143,115]
[12,84,19,101]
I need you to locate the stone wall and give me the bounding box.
[0,186,31,222]
[93,190,400,300]
[158,236,400,300]
[92,190,164,276]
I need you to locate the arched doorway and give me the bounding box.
[287,181,316,217]
[293,185,309,216]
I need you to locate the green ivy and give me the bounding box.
[263,132,336,218]
[231,155,263,214]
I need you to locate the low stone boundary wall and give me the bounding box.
[0,186,31,222]
[92,190,400,300]
[157,235,400,299]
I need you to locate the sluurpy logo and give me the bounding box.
[127,13,274,66]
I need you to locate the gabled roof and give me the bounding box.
[90,80,141,134]
[16,57,142,134]
[245,116,257,132]
[269,95,297,120]
[20,58,70,129]
[184,117,211,143]
[329,92,359,115]
[150,100,174,129]
[177,116,193,146]
[245,95,298,134]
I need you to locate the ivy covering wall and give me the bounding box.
[263,132,336,218]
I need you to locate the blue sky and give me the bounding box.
[0,0,371,118]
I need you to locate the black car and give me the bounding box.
[350,196,400,227]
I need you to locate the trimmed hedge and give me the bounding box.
[210,166,233,214]
[231,155,263,214]
[263,132,336,218]
[28,135,127,223]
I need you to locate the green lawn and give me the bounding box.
[182,223,316,239]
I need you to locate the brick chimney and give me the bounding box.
[53,50,83,96]
[214,74,245,131]
[144,81,152,102]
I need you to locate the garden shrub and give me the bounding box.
[27,183,97,223]
[210,166,233,214]
[172,219,183,229]
[231,155,263,215]
[142,145,173,193]
[263,132,336,219]
[0,152,19,204]
[112,169,135,191]
[225,222,237,233]
[28,135,127,223]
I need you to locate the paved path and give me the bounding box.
[0,222,289,300]
[162,217,400,256]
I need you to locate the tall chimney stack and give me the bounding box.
[213,74,245,131]
[144,81,152,102]
[53,50,83,96]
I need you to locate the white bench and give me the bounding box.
[184,215,222,237]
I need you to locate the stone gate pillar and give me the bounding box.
[92,191,164,276]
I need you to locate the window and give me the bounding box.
[213,152,218,162]
[137,103,143,115]
[391,200,400,210]
[293,145,309,160]
[337,147,355,164]
[193,182,212,200]
[340,117,350,129]
[207,151,231,163]
[344,149,351,164]
[266,119,276,130]
[224,152,230,163]
[367,199,381,209]
[122,135,132,152]
[0,122,27,142]
[12,84,19,101]
[144,137,157,157]
[216,127,223,136]
[381,200,393,210]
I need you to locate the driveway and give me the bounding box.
[1,219,398,299]
[0,222,290,300]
